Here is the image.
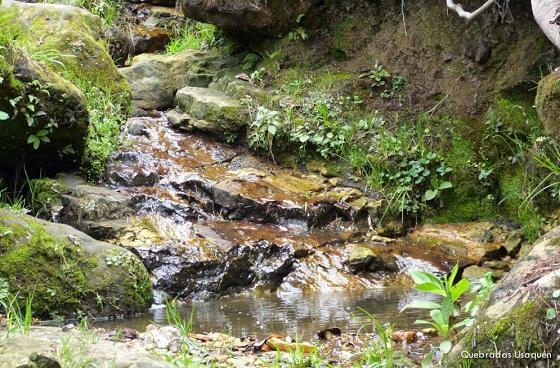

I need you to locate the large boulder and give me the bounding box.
[0,209,153,318]
[449,226,560,367]
[3,0,130,96]
[1,1,128,95]
[180,0,312,35]
[0,46,88,173]
[536,70,560,141]
[120,50,235,112]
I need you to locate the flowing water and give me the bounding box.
[73,113,457,339]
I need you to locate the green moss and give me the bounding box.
[499,168,543,241]
[451,300,555,368]
[0,212,152,318]
[536,71,560,141]
[0,221,97,317]
[7,2,129,98]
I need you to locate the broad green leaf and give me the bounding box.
[439,340,452,354]
[424,189,437,201]
[439,181,453,190]
[409,270,445,291]
[414,319,434,326]
[401,300,441,311]
[546,308,557,320]
[415,282,447,296]
[430,309,447,329]
[0,111,8,120]
[451,278,471,302]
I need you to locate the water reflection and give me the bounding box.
[98,287,436,338]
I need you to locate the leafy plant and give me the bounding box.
[241,53,261,71]
[402,264,470,353]
[464,272,494,325]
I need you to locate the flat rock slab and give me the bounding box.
[174,86,248,134]
[400,222,510,270]
[0,327,172,368]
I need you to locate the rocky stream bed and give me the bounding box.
[3,0,560,366]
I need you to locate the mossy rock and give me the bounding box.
[0,45,89,174]
[0,209,152,318]
[3,0,130,98]
[536,70,560,142]
[448,226,560,367]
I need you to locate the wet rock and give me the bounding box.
[278,246,380,292]
[0,210,152,318]
[128,119,150,137]
[107,115,377,228]
[402,222,509,269]
[139,239,295,298]
[174,86,248,136]
[60,184,134,238]
[462,265,493,281]
[345,243,398,273]
[180,0,312,36]
[130,25,171,56]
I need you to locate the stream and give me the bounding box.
[97,287,437,338]
[54,112,474,340]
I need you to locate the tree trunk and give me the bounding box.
[532,0,560,48]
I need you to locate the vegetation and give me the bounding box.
[68,76,128,180]
[0,278,33,337]
[165,21,218,55]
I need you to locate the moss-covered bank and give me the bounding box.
[0,209,152,319]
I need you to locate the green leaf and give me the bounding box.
[424,189,438,201]
[415,282,447,296]
[546,308,556,320]
[452,318,472,330]
[401,300,442,311]
[439,340,452,354]
[439,181,453,189]
[451,278,471,302]
[410,270,445,291]
[267,124,277,135]
[430,310,448,330]
[447,263,459,287]
[421,352,434,368]
[0,111,8,120]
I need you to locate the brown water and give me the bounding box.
[97,287,435,339]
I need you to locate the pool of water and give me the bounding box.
[97,287,436,339]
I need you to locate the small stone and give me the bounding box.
[61,324,75,332]
[462,265,493,280]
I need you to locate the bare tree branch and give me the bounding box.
[446,0,496,21]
